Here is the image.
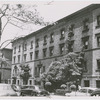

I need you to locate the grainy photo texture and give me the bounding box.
[0,1,100,99]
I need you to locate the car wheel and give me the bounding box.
[31,92,37,96]
[21,92,24,96]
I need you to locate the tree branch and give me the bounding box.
[9,22,23,29]
[1,18,9,34]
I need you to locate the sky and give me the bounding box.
[0,0,100,48]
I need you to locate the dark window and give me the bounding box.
[30,52,33,60]
[17,80,19,85]
[24,54,26,61]
[82,36,89,50]
[59,43,65,54]
[97,37,100,47]
[60,29,65,40]
[43,48,47,58]
[84,80,90,87]
[24,43,27,51]
[43,66,45,73]
[84,61,87,72]
[97,15,100,26]
[50,33,54,43]
[30,41,33,49]
[14,56,16,63]
[43,35,47,45]
[49,46,54,56]
[35,50,39,59]
[29,80,32,85]
[18,45,21,52]
[96,80,100,88]
[14,47,16,54]
[36,39,39,48]
[35,67,37,76]
[82,18,89,32]
[97,59,100,70]
[84,40,88,49]
[18,55,20,63]
[35,67,40,77]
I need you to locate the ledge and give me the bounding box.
[82,28,89,33]
[96,69,100,72]
[96,25,100,29]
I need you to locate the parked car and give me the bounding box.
[20,85,38,96]
[0,83,17,96]
[90,89,100,96]
[20,85,49,96]
[36,86,50,96]
[65,87,96,96]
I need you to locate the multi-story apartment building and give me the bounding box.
[11,4,100,88]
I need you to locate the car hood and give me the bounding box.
[0,90,17,96]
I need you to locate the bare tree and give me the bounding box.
[0,4,49,42]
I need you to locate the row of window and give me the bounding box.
[13,15,100,54]
[14,41,33,54]
[13,52,33,63]
[84,80,100,88]
[13,43,65,63]
[35,30,65,48]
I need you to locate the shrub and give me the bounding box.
[55,89,71,96]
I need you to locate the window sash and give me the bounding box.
[49,47,54,56]
[97,60,100,69]
[97,37,100,47]
[43,49,47,57]
[30,52,33,60]
[35,51,39,59]
[18,55,20,63]
[31,41,33,49]
[97,15,100,25]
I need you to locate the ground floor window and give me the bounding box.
[84,80,90,87]
[17,80,19,85]
[96,80,100,88]
[29,80,32,85]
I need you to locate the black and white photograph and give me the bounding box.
[0,0,100,99]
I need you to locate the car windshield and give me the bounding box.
[79,89,87,93]
[21,86,35,89]
[88,89,94,93]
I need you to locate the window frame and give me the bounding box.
[14,47,16,54]
[60,29,65,40]
[30,52,33,60]
[24,54,27,62]
[43,35,47,45]
[50,33,54,43]
[43,48,47,58]
[24,43,27,51]
[13,56,16,63]
[49,46,54,56]
[97,36,100,47]
[36,39,39,48]
[18,55,20,63]
[82,18,89,32]
[18,45,21,52]
[82,36,89,50]
[35,50,39,59]
[59,43,65,54]
[30,41,33,49]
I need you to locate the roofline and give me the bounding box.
[12,4,100,42]
[1,48,12,51]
